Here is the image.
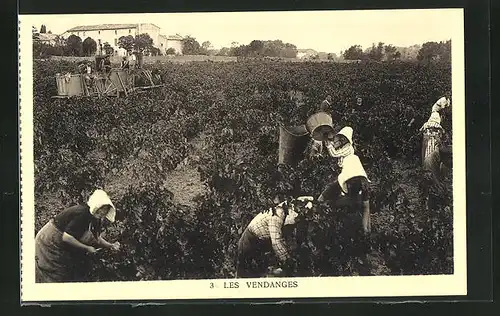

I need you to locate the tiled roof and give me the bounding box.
[67,24,139,32]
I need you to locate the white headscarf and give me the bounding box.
[431,96,451,112]
[87,189,116,223]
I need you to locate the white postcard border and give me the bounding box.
[19,9,467,302]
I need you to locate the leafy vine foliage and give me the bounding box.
[33,59,453,280]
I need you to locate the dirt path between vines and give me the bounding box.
[103,133,208,208]
[164,134,208,207]
[363,157,422,275]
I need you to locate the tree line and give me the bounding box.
[33,24,451,63]
[181,37,299,58]
[342,41,451,63]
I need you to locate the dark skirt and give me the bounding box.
[319,176,369,206]
[35,220,99,283]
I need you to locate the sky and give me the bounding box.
[25,9,461,54]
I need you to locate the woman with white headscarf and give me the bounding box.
[420,96,452,183]
[318,126,372,234]
[35,189,120,283]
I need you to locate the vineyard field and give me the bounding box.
[33,59,453,281]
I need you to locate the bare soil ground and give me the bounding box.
[166,133,208,207]
[104,133,208,208]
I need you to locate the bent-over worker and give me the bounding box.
[35,189,121,283]
[236,197,314,278]
[318,126,371,234]
[319,95,332,112]
[420,97,452,182]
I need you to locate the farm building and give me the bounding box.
[60,23,184,55]
[165,34,184,54]
[158,34,183,55]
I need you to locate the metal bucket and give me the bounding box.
[55,74,68,96]
[306,112,334,141]
[66,75,85,96]
[278,125,310,166]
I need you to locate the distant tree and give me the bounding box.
[366,42,384,61]
[134,33,154,53]
[439,40,451,62]
[182,36,202,55]
[229,45,245,57]
[417,41,443,62]
[397,44,421,60]
[197,41,211,55]
[48,30,52,34]
[65,34,83,56]
[228,39,297,58]
[32,41,44,58]
[327,53,337,60]
[416,40,450,63]
[262,40,282,57]
[384,44,398,61]
[217,47,231,56]
[54,35,66,47]
[102,42,114,55]
[201,41,212,50]
[47,45,65,56]
[40,25,47,33]
[282,42,298,58]
[263,40,297,58]
[393,51,402,60]
[207,49,219,56]
[343,45,364,60]
[82,37,97,56]
[118,35,135,52]
[165,47,177,55]
[32,26,38,35]
[33,41,65,58]
[248,40,264,56]
[149,47,161,56]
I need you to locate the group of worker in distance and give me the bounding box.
[78,51,139,77]
[34,93,452,283]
